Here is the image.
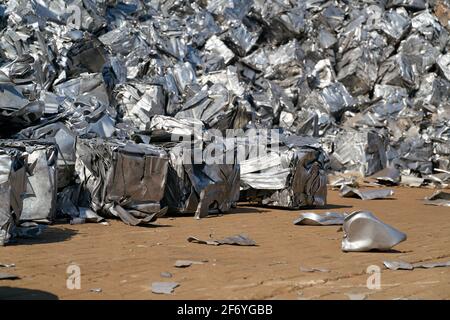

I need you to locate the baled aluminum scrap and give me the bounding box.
[342,211,407,252]
[75,139,169,226]
[148,120,240,218]
[293,212,347,226]
[0,140,58,224]
[0,147,27,246]
[331,128,387,177]
[239,133,328,209]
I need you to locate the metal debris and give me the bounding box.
[299,266,330,273]
[384,260,450,270]
[151,282,179,295]
[90,288,102,293]
[342,211,407,252]
[75,139,169,225]
[160,272,173,278]
[340,186,395,200]
[174,260,205,268]
[187,234,256,246]
[0,263,15,268]
[0,0,449,249]
[239,133,328,208]
[423,190,450,206]
[0,273,20,280]
[371,167,401,185]
[293,212,347,226]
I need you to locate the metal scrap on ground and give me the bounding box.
[174,260,206,268]
[293,212,347,226]
[384,260,450,270]
[423,190,450,206]
[0,273,20,280]
[341,211,407,252]
[151,282,180,295]
[340,185,395,200]
[187,234,256,246]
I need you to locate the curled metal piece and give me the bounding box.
[342,211,407,252]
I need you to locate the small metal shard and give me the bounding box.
[187,234,256,246]
[151,282,180,295]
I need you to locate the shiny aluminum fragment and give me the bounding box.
[293,212,347,226]
[340,186,394,200]
[371,167,401,185]
[342,211,407,252]
[384,260,450,270]
[423,190,450,206]
[151,282,179,295]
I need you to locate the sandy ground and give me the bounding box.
[0,187,449,300]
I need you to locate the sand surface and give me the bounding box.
[1,187,449,300]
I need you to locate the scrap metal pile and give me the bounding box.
[0,0,449,247]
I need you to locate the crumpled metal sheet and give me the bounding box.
[371,167,401,185]
[342,211,407,252]
[74,139,169,226]
[340,185,394,200]
[293,212,347,226]
[423,190,450,206]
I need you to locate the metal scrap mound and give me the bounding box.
[0,0,449,244]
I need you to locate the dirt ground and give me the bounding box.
[0,187,449,300]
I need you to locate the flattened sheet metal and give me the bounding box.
[423,190,450,206]
[340,185,394,200]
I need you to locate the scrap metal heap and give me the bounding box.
[0,0,449,244]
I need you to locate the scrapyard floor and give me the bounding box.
[1,187,449,300]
